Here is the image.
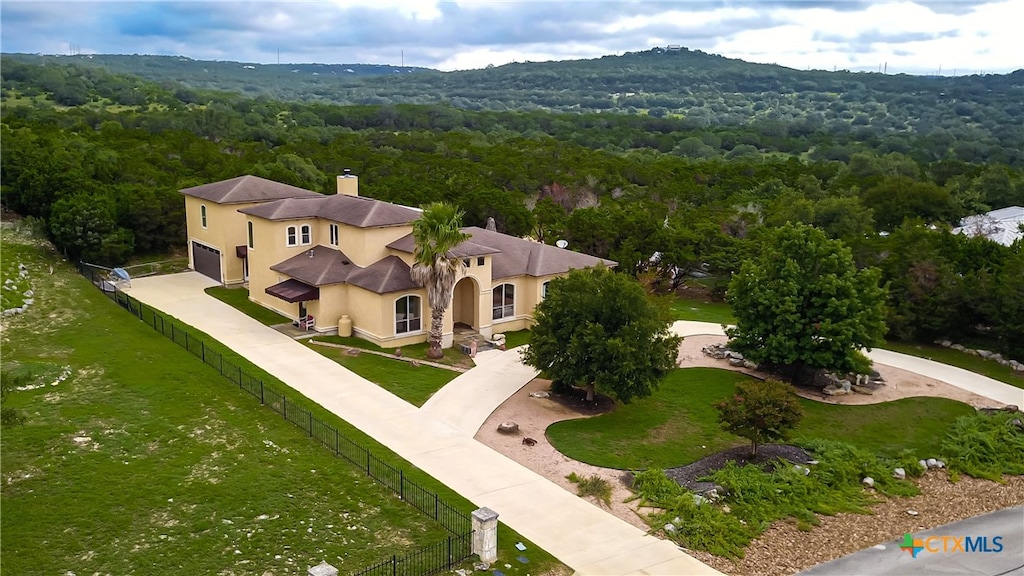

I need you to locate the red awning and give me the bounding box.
[236,245,248,258]
[265,279,319,303]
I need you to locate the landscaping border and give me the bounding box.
[79,263,473,575]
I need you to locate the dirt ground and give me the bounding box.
[473,334,1023,575]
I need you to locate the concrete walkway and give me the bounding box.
[126,273,720,576]
[669,321,1024,407]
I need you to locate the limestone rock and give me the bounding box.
[728,357,745,367]
[742,360,759,370]
[893,468,906,480]
[862,477,875,488]
[497,421,519,434]
[664,523,676,533]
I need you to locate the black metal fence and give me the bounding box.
[79,263,475,575]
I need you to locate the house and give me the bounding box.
[181,172,614,350]
[952,206,1024,247]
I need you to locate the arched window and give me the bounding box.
[247,221,254,249]
[286,225,297,246]
[200,205,208,228]
[300,224,311,245]
[492,284,515,320]
[395,295,422,334]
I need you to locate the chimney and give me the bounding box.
[336,169,358,196]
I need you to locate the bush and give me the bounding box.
[716,379,803,457]
[567,472,612,506]
[940,412,1024,482]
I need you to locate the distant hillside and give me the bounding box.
[4,48,1023,160]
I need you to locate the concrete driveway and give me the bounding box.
[126,272,721,576]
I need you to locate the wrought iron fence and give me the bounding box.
[79,263,476,574]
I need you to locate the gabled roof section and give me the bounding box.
[953,206,1024,247]
[240,193,421,227]
[180,175,321,204]
[388,227,615,279]
[270,246,357,286]
[348,256,420,294]
[268,248,418,294]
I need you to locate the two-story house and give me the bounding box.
[181,172,614,350]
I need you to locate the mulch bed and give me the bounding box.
[663,444,813,493]
[548,386,617,414]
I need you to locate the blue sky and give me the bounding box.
[2,1,1021,74]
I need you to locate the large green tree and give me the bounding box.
[410,202,470,359]
[522,266,681,403]
[725,223,887,379]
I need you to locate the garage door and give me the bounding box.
[192,241,221,282]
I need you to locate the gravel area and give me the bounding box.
[690,472,1024,576]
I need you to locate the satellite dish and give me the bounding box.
[555,239,568,249]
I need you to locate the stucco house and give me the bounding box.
[181,172,614,350]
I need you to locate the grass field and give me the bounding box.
[546,367,975,470]
[305,343,459,406]
[0,226,561,575]
[668,297,735,324]
[882,341,1024,390]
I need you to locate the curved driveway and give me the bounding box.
[126,273,721,576]
[125,273,1021,575]
[669,322,1024,408]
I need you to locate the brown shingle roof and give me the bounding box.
[348,256,419,294]
[388,227,614,279]
[269,247,418,294]
[240,193,421,227]
[180,175,321,204]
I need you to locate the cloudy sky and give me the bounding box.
[2,1,1021,75]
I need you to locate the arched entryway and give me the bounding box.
[452,276,479,330]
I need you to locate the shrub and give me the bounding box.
[567,472,612,506]
[941,412,1024,482]
[715,379,803,457]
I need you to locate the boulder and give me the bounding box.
[496,421,520,434]
[862,477,875,488]
[728,357,745,367]
[851,384,875,395]
[1009,419,1023,430]
[919,460,928,470]
[951,344,966,352]
[926,458,938,468]
[725,351,744,360]
[742,360,759,370]
[664,523,677,533]
[977,349,993,358]
[940,340,952,348]
[893,468,906,480]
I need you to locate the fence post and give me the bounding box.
[434,494,438,520]
[391,555,397,576]
[171,324,175,342]
[366,450,371,475]
[260,381,264,404]
[283,395,287,419]
[308,413,313,436]
[471,507,499,562]
[447,536,452,565]
[238,365,242,384]
[185,331,189,350]
[400,470,404,500]
[201,341,205,362]
[334,428,339,455]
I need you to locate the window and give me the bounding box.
[477,257,485,266]
[286,226,297,246]
[200,205,208,228]
[247,221,254,249]
[395,295,422,334]
[329,224,339,246]
[492,284,515,320]
[300,224,311,245]
[542,281,550,299]
[463,258,471,267]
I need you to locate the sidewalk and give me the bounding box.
[126,273,720,576]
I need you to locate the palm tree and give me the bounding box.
[411,203,470,359]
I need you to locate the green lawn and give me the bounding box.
[1,229,562,576]
[882,341,1024,390]
[669,297,735,324]
[306,343,459,406]
[546,367,975,470]
[205,286,291,325]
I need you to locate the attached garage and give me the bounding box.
[192,241,222,282]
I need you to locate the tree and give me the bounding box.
[522,266,681,403]
[410,202,470,359]
[725,223,887,380]
[715,379,803,457]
